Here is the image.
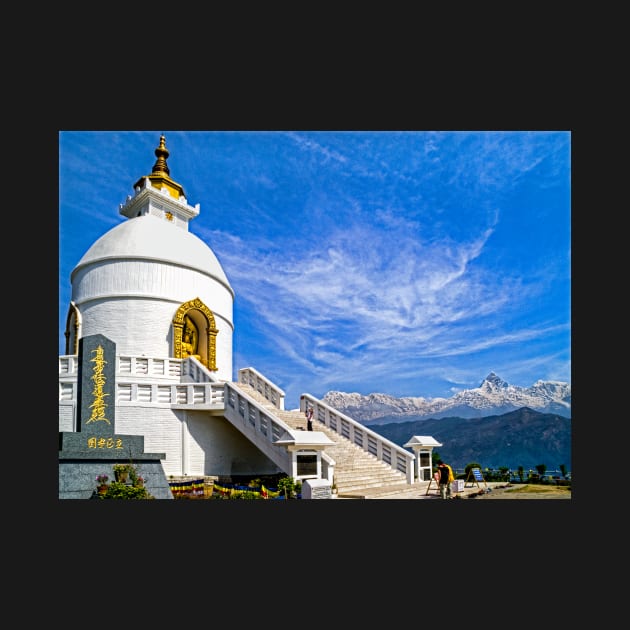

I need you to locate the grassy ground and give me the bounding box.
[470,484,571,499]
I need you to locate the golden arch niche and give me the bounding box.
[64,302,81,356]
[173,298,218,371]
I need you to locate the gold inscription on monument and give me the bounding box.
[87,437,124,449]
[86,344,111,425]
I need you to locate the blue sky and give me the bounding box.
[59,130,571,410]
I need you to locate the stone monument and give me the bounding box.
[59,334,173,499]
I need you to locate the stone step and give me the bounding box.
[339,483,417,499]
[336,480,408,494]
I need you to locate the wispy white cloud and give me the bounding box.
[287,132,349,164]
[208,201,554,394]
[60,130,570,406]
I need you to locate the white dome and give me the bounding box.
[70,212,234,378]
[73,214,230,287]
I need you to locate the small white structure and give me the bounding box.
[403,435,442,481]
[274,430,335,483]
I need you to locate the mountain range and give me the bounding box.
[321,372,571,426]
[369,407,571,471]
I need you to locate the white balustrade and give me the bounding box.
[300,393,416,484]
[238,367,285,410]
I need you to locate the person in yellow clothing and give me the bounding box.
[437,462,455,499]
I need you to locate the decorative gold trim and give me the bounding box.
[173,297,219,370]
[65,302,81,355]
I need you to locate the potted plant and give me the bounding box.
[96,474,109,494]
[113,463,131,483]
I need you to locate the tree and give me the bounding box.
[517,465,524,483]
[277,475,296,499]
[559,463,568,479]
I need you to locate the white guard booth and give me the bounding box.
[403,435,443,481]
[274,430,336,497]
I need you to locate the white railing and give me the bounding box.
[59,354,187,380]
[300,393,416,484]
[58,355,80,376]
[60,378,225,408]
[223,381,294,473]
[238,367,285,410]
[320,452,335,485]
[59,354,223,407]
[119,381,225,407]
[184,357,220,383]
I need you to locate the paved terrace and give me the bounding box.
[339,480,509,499]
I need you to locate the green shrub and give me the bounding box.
[99,481,153,499]
[236,490,261,499]
[277,476,296,499]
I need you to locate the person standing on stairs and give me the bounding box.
[305,406,314,431]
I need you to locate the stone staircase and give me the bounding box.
[234,383,411,498]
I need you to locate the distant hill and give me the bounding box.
[370,407,571,471]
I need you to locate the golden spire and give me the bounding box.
[133,134,186,199]
[151,134,171,176]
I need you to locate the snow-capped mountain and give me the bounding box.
[321,372,571,425]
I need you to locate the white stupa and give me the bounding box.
[65,135,234,378]
[59,135,418,494]
[59,136,279,479]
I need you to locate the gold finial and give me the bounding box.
[133,134,186,199]
[151,134,170,176]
